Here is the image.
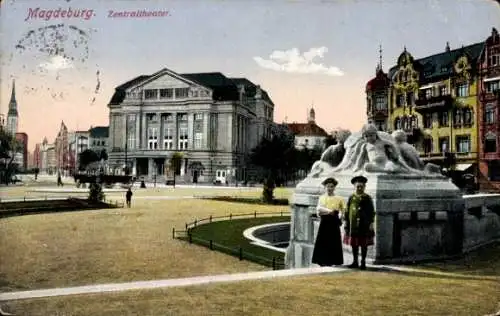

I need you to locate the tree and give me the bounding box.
[249,126,296,203]
[323,134,337,148]
[78,149,100,171]
[0,129,22,184]
[88,182,104,202]
[99,149,108,161]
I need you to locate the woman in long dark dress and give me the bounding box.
[311,177,345,266]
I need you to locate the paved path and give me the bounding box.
[0,266,371,301]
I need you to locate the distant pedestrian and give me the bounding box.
[126,188,133,208]
[57,173,63,187]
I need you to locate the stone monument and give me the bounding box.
[286,124,466,268]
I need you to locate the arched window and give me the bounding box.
[403,116,410,130]
[410,115,418,128]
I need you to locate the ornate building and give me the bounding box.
[478,27,500,190]
[366,46,390,131]
[107,68,275,184]
[286,108,329,150]
[380,41,484,173]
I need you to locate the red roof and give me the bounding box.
[366,68,390,92]
[286,122,328,137]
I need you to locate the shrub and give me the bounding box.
[88,182,105,202]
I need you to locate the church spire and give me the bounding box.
[7,79,18,135]
[10,79,16,103]
[8,79,18,116]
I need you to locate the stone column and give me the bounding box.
[132,158,137,176]
[227,113,233,151]
[122,114,127,149]
[135,112,140,150]
[203,112,209,149]
[158,113,163,150]
[172,113,178,150]
[141,113,147,150]
[187,113,194,150]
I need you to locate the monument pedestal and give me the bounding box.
[285,173,465,268]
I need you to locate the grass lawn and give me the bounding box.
[185,216,290,267]
[3,271,499,316]
[0,198,288,292]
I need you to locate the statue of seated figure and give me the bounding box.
[392,130,442,175]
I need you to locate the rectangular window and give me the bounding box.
[147,113,157,122]
[486,81,500,93]
[485,104,496,124]
[423,113,433,128]
[147,127,158,150]
[163,127,173,150]
[456,135,471,153]
[175,88,189,99]
[194,132,203,149]
[485,138,497,153]
[456,84,469,97]
[159,88,173,99]
[396,94,404,107]
[406,92,414,106]
[163,114,174,122]
[194,113,203,121]
[144,89,158,100]
[375,96,386,110]
[439,111,449,127]
[439,137,449,153]
[439,86,448,96]
[425,88,432,99]
[178,127,188,150]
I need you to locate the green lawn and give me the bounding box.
[185,216,290,268]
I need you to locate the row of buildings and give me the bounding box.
[16,69,328,184]
[33,124,109,175]
[365,27,500,190]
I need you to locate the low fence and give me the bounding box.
[173,211,290,270]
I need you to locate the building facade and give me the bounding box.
[54,121,70,175]
[478,27,500,190]
[33,143,41,169]
[40,137,57,174]
[373,41,485,175]
[14,132,28,170]
[88,126,109,153]
[107,68,275,184]
[286,108,329,150]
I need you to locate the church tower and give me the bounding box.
[7,79,18,136]
[307,106,316,123]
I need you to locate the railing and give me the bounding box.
[415,95,453,109]
[173,211,290,270]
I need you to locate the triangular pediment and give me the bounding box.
[125,68,211,92]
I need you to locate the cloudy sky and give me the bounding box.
[1,0,499,151]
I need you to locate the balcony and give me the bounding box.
[414,95,453,113]
[368,108,388,118]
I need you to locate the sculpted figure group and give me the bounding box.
[309,123,442,178]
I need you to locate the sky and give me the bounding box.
[1,0,499,152]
